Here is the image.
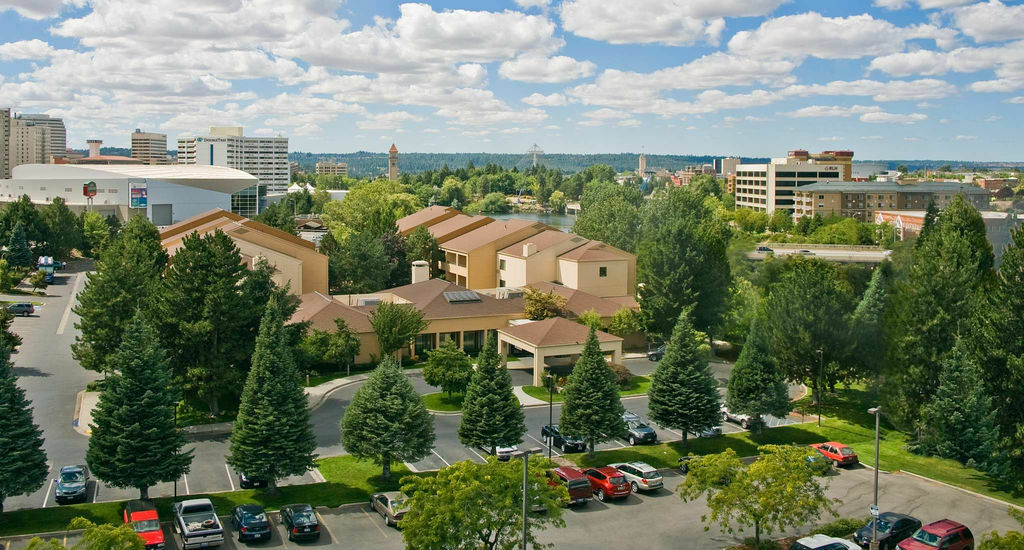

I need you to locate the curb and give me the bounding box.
[896,470,1024,512]
[306,375,370,413]
[71,389,87,435]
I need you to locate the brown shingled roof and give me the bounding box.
[291,292,373,333]
[499,317,622,348]
[427,214,493,243]
[557,240,634,262]
[498,230,588,258]
[527,282,627,318]
[160,208,316,251]
[384,278,524,320]
[396,205,457,235]
[443,218,547,253]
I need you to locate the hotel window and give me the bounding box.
[439,332,460,347]
[463,330,485,355]
[414,333,436,355]
[599,266,607,277]
[499,259,506,270]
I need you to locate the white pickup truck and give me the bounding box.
[172,499,224,549]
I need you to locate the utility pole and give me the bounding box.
[868,406,882,550]
[817,348,824,428]
[513,448,541,550]
[547,374,554,460]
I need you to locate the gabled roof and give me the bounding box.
[381,278,524,320]
[498,230,588,258]
[291,292,373,333]
[557,240,635,262]
[443,218,547,253]
[427,214,493,242]
[498,317,621,348]
[527,282,629,318]
[160,208,316,251]
[396,205,457,234]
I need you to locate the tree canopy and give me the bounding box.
[458,334,525,455]
[559,327,625,455]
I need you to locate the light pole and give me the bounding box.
[512,447,542,550]
[868,406,882,550]
[816,348,824,428]
[546,373,554,460]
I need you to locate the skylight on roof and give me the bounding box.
[444,291,481,304]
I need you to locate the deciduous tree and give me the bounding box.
[547,190,567,214]
[86,315,192,499]
[42,198,82,259]
[422,339,473,398]
[25,518,144,550]
[81,212,110,257]
[559,327,625,456]
[607,307,643,338]
[369,301,429,359]
[576,308,603,331]
[341,356,434,480]
[523,287,567,320]
[0,346,47,514]
[404,226,444,278]
[458,334,525,455]
[571,182,642,253]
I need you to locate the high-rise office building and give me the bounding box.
[131,129,168,165]
[388,143,398,181]
[9,117,47,168]
[734,150,852,214]
[1,108,9,179]
[14,113,66,160]
[177,126,289,218]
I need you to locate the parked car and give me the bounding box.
[721,405,762,430]
[622,411,658,445]
[678,456,695,474]
[7,303,34,316]
[123,500,165,550]
[55,465,90,504]
[541,424,585,453]
[647,344,666,361]
[854,513,922,550]
[583,467,631,502]
[806,447,833,476]
[171,499,224,549]
[756,246,774,253]
[231,504,271,543]
[897,520,974,550]
[791,534,860,550]
[479,444,518,461]
[281,504,321,541]
[809,442,859,468]
[608,461,663,493]
[238,472,267,489]
[689,426,723,438]
[370,491,408,527]
[547,466,592,505]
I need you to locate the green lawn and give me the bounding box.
[566,386,1024,508]
[422,392,465,411]
[521,376,652,403]
[0,456,427,537]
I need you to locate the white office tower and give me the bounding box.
[14,113,66,160]
[177,126,290,218]
[131,129,168,165]
[1,108,9,179]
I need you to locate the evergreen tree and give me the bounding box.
[848,266,889,384]
[86,315,193,499]
[73,220,166,375]
[458,334,526,455]
[648,309,722,446]
[559,327,626,456]
[341,356,435,480]
[404,226,444,278]
[883,196,994,427]
[422,339,473,398]
[918,342,1004,474]
[725,318,789,433]
[0,346,48,514]
[916,200,940,248]
[7,221,32,268]
[227,295,318,492]
[0,307,22,351]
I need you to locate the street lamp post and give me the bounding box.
[817,348,824,428]
[512,448,542,550]
[868,406,882,550]
[546,374,554,460]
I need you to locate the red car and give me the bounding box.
[123,500,165,550]
[809,442,858,467]
[583,467,630,502]
[897,519,974,550]
[547,466,592,505]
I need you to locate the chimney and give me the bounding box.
[522,242,537,257]
[87,139,102,158]
[411,260,429,284]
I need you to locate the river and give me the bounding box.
[489,211,578,231]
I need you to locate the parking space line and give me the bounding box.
[430,449,451,467]
[41,478,54,507]
[405,462,420,473]
[612,439,627,448]
[183,474,190,495]
[6,538,11,550]
[93,481,100,502]
[360,507,389,538]
[660,426,683,438]
[314,511,333,541]
[57,273,83,335]
[526,434,560,456]
[467,447,486,461]
[224,464,235,491]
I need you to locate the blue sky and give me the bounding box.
[2,0,1023,160]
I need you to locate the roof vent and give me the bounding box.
[357,298,382,306]
[444,290,481,303]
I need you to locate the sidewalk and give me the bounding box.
[512,386,549,406]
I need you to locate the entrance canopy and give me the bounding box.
[497,317,623,386]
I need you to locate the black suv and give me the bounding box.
[622,412,657,446]
[541,424,585,453]
[854,512,922,550]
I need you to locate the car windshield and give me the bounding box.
[839,448,855,456]
[292,511,315,524]
[790,544,814,550]
[608,475,625,484]
[912,529,942,546]
[61,471,84,483]
[870,519,893,533]
[642,471,661,480]
[390,498,407,510]
[242,511,267,522]
[132,520,160,532]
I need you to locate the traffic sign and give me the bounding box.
[870,504,879,517]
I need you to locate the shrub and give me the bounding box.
[609,363,632,388]
[818,517,869,538]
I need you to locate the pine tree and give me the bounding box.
[85,315,193,499]
[725,318,789,433]
[227,295,318,492]
[458,333,526,455]
[648,309,722,447]
[7,221,32,268]
[848,266,889,383]
[559,327,625,456]
[916,200,940,248]
[0,346,48,513]
[918,341,1004,474]
[341,356,435,480]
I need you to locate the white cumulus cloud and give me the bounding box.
[521,93,568,107]
[499,54,596,83]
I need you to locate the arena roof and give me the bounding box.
[8,163,257,194]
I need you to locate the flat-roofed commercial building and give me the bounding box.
[876,209,1021,265]
[0,163,257,224]
[795,181,990,221]
[734,150,848,214]
[315,162,348,177]
[160,208,327,295]
[131,129,168,165]
[14,113,65,160]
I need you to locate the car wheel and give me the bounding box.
[385,515,393,527]
[630,482,639,493]
[629,436,636,446]
[832,459,839,469]
[561,443,568,453]
[596,490,606,502]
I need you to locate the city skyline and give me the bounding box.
[1,0,1023,160]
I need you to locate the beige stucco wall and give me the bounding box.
[497,238,585,288]
[497,255,528,287]
[558,257,634,298]
[231,233,328,295]
[409,312,526,359]
[456,225,544,290]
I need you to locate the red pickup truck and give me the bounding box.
[124,500,166,550]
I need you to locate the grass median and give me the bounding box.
[422,392,465,412]
[521,375,651,403]
[0,456,429,538]
[564,385,1024,508]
